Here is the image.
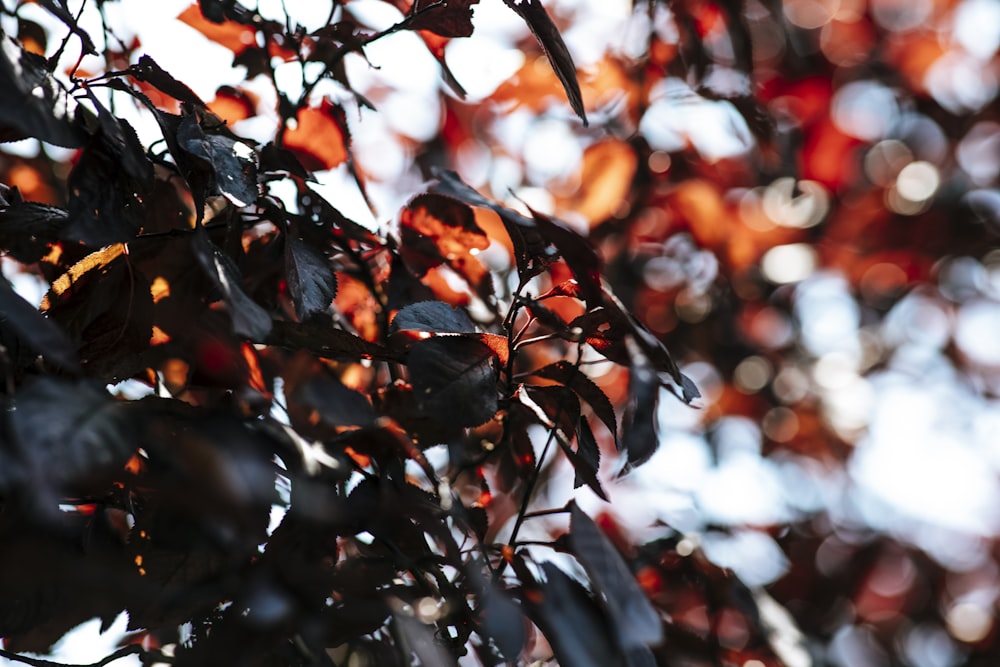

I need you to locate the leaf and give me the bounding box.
[406,336,498,427]
[177,113,259,207]
[517,560,622,667]
[569,502,662,649]
[130,55,207,108]
[284,235,337,321]
[192,227,272,340]
[180,2,257,54]
[530,360,617,446]
[564,416,607,500]
[64,134,145,246]
[0,196,67,263]
[430,169,555,284]
[466,560,525,660]
[8,378,137,495]
[297,377,376,428]
[500,0,587,125]
[267,320,399,362]
[283,99,349,171]
[407,0,481,38]
[394,613,459,667]
[0,280,79,371]
[525,205,603,309]
[401,193,489,257]
[390,300,476,334]
[621,336,660,466]
[0,31,90,147]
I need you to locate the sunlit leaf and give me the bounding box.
[283,99,349,171]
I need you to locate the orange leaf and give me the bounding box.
[178,3,257,54]
[284,99,349,171]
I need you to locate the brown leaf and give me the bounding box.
[283,99,349,171]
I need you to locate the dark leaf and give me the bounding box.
[526,205,603,309]
[500,0,587,125]
[531,360,617,446]
[65,134,144,246]
[284,234,337,321]
[0,198,67,263]
[7,378,137,495]
[177,114,259,207]
[408,0,481,38]
[566,416,607,500]
[517,560,622,667]
[130,55,207,108]
[267,320,399,362]
[390,300,476,334]
[466,560,525,660]
[80,88,154,192]
[192,226,272,339]
[297,377,376,428]
[569,502,662,649]
[0,280,79,371]
[621,337,660,466]
[523,384,580,439]
[259,142,313,180]
[0,31,90,147]
[407,336,497,427]
[394,614,459,667]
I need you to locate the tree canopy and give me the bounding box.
[0,0,999,666]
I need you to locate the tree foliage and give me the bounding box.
[0,0,998,666]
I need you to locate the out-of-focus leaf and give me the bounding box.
[466,559,525,660]
[0,280,79,372]
[390,300,476,334]
[179,3,257,55]
[530,360,618,446]
[192,227,272,339]
[0,196,66,263]
[177,114,258,207]
[407,336,497,427]
[284,234,337,321]
[394,613,459,667]
[407,0,481,38]
[0,31,90,147]
[297,377,376,428]
[7,378,136,495]
[621,336,661,466]
[401,193,489,258]
[267,320,399,361]
[569,502,662,649]
[283,99,349,172]
[516,559,622,667]
[500,0,587,125]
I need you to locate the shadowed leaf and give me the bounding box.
[390,300,476,334]
[500,0,587,125]
[0,31,90,147]
[531,360,617,446]
[408,0,481,38]
[192,227,272,339]
[569,502,662,649]
[284,235,337,321]
[0,281,79,371]
[407,336,497,427]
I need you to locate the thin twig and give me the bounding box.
[0,645,160,667]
